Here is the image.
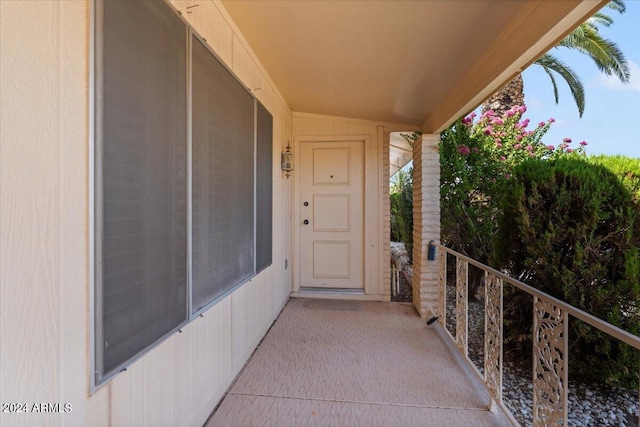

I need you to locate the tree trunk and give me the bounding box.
[481,73,525,117]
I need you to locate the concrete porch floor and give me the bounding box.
[207,298,513,427]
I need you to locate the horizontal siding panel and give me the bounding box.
[170,324,193,427]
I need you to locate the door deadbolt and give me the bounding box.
[303,219,309,225]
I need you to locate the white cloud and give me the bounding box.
[527,97,544,108]
[595,60,640,92]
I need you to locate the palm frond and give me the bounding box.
[558,24,630,83]
[540,64,560,105]
[606,0,626,14]
[535,53,586,117]
[589,12,614,28]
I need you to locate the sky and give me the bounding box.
[518,0,640,158]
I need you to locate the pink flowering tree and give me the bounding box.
[440,105,586,266]
[464,105,586,170]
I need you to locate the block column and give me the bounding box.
[412,133,441,318]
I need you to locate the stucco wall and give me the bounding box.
[0,1,292,426]
[291,113,417,300]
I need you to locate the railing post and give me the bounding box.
[456,258,468,356]
[438,248,446,326]
[484,272,503,406]
[532,297,568,427]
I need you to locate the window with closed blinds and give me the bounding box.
[256,102,273,273]
[96,0,274,387]
[191,37,255,313]
[98,0,188,380]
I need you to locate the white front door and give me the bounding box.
[299,140,364,289]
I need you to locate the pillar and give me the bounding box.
[412,133,441,318]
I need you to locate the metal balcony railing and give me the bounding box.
[435,243,640,427]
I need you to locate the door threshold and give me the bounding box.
[299,287,365,295]
[290,291,388,302]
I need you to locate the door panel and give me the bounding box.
[313,148,350,184]
[313,241,350,278]
[300,141,364,289]
[313,194,349,231]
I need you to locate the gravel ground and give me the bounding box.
[391,242,639,426]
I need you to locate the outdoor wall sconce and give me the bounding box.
[281,141,293,179]
[428,240,436,261]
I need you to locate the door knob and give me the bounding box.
[304,201,309,206]
[303,219,309,225]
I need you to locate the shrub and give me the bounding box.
[390,192,402,242]
[440,107,584,264]
[390,167,414,261]
[495,157,640,387]
[440,107,586,293]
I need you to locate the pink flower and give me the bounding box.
[496,142,503,148]
[547,145,555,150]
[566,148,573,153]
[472,147,479,153]
[563,137,572,143]
[457,145,471,156]
[504,173,511,179]
[462,117,472,125]
[516,136,523,142]
[522,119,530,127]
[491,117,504,125]
[538,122,546,128]
[505,110,515,118]
[517,105,527,114]
[526,145,533,152]
[499,156,506,161]
[486,110,495,117]
[514,143,522,149]
[470,112,477,119]
[580,141,588,146]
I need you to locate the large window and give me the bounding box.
[97,0,188,382]
[256,102,274,273]
[192,38,255,312]
[95,0,273,386]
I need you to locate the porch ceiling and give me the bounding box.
[221,0,606,132]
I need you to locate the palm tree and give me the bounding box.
[482,0,630,118]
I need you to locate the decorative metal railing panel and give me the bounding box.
[435,244,640,426]
[484,272,502,403]
[456,259,468,356]
[532,297,568,427]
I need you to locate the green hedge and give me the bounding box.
[588,154,640,202]
[495,157,640,387]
